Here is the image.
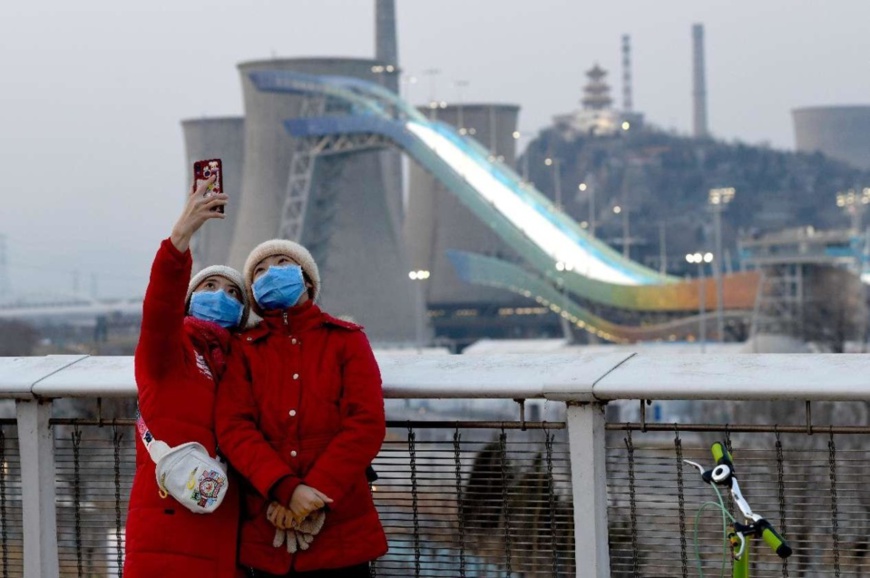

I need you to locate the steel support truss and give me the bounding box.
[277,106,394,242]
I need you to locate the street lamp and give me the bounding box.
[578,175,597,237]
[399,73,418,104]
[555,261,573,339]
[455,80,469,134]
[578,181,597,238]
[422,68,441,119]
[686,252,713,352]
[545,157,563,209]
[513,130,533,181]
[408,270,431,348]
[835,188,870,231]
[709,187,735,343]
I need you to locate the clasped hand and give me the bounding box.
[267,484,333,553]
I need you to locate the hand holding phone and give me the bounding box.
[193,159,225,214]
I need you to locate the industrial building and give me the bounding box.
[178,8,759,349]
[182,2,417,343]
[179,1,564,346]
[793,106,870,170]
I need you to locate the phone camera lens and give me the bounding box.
[203,169,211,177]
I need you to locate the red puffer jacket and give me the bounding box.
[124,239,240,578]
[215,301,387,575]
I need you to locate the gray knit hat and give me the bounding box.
[243,239,321,311]
[186,265,249,329]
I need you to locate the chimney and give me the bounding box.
[375,0,399,93]
[692,23,709,138]
[621,35,633,112]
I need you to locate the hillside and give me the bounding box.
[521,125,870,273]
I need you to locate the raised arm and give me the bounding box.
[134,239,193,380]
[134,175,227,381]
[303,330,386,503]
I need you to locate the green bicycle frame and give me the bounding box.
[732,535,749,578]
[689,442,791,578]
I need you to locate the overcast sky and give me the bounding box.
[3,0,870,299]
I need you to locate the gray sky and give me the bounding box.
[3,0,870,299]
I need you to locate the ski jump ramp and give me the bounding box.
[248,70,759,342]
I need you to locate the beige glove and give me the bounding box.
[272,527,309,553]
[296,509,326,536]
[269,506,327,553]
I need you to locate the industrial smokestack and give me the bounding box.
[692,23,709,138]
[375,0,399,93]
[621,34,633,112]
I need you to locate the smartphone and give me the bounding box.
[193,159,224,213]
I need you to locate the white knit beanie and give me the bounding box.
[186,265,250,328]
[243,239,321,310]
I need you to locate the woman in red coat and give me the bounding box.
[216,239,387,577]
[125,178,247,577]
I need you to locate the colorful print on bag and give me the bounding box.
[192,469,227,509]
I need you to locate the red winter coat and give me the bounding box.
[125,239,240,578]
[215,301,387,575]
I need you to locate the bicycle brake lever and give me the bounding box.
[683,460,705,475]
[730,529,747,560]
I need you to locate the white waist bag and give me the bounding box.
[136,411,229,514]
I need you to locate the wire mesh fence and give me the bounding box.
[1,403,870,576]
[606,425,870,577]
[0,423,23,578]
[53,422,133,578]
[371,423,574,578]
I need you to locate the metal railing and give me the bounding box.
[2,352,870,577]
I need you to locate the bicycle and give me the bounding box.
[684,441,792,577]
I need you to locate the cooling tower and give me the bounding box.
[793,106,870,170]
[180,117,245,270]
[404,104,522,307]
[228,58,415,341]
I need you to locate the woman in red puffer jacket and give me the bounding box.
[125,177,247,578]
[216,239,387,577]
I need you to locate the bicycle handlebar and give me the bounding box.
[707,441,793,560]
[711,441,732,468]
[759,520,793,559]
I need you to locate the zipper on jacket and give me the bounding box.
[283,311,288,326]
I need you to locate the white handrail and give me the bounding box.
[6,351,870,578]
[2,352,870,401]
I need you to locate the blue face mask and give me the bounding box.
[252,264,306,311]
[189,290,244,329]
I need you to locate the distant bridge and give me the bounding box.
[0,294,143,321]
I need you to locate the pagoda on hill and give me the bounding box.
[552,60,643,138]
[581,64,613,111]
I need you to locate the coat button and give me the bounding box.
[290,450,298,457]
[291,338,297,344]
[289,410,297,417]
[246,337,252,341]
[293,373,299,380]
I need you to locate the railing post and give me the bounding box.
[566,401,610,577]
[16,399,59,578]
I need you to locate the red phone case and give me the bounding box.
[193,159,224,213]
